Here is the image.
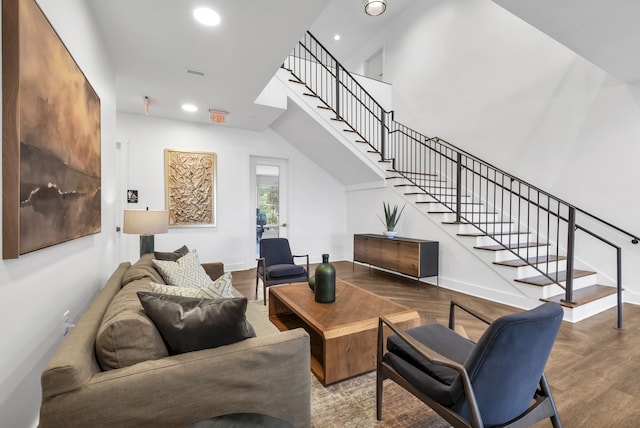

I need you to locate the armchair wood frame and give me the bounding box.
[376,301,562,428]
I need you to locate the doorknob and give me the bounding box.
[281,223,287,228]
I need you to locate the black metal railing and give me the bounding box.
[283,31,638,328]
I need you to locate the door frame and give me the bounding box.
[250,156,289,255]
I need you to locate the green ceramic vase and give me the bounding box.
[314,254,335,303]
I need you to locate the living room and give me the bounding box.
[3,0,640,426]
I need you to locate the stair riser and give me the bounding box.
[443,213,500,223]
[494,248,551,262]
[427,190,459,197]
[414,194,468,203]
[423,202,486,212]
[562,293,618,323]
[399,177,447,185]
[458,223,521,235]
[402,183,455,191]
[476,234,531,246]
[489,245,550,259]
[515,261,567,278]
[516,274,596,290]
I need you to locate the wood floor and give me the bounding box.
[233,261,640,428]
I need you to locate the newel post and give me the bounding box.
[456,152,462,223]
[563,207,576,304]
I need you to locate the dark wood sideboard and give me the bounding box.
[353,234,438,279]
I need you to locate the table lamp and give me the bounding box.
[123,208,169,257]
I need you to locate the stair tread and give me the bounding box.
[515,269,596,286]
[289,79,305,84]
[317,105,332,110]
[303,92,319,98]
[493,255,566,267]
[474,242,549,251]
[541,284,617,308]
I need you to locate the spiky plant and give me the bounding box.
[378,202,406,231]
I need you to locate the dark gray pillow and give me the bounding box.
[137,292,256,354]
[154,245,189,261]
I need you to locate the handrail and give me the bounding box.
[283,31,636,328]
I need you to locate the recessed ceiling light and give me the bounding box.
[182,104,198,112]
[193,7,220,26]
[334,34,341,41]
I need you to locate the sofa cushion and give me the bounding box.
[95,280,169,370]
[150,272,235,299]
[122,253,166,287]
[154,244,189,261]
[152,250,212,289]
[138,293,256,354]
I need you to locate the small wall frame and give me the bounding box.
[164,149,217,227]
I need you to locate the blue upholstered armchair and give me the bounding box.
[377,301,563,428]
[256,238,309,305]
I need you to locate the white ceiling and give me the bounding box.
[87,0,640,131]
[87,0,330,130]
[86,0,420,130]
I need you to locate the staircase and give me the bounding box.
[275,32,638,325]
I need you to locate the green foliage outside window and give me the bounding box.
[258,185,279,224]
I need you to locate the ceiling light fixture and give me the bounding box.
[334,34,341,41]
[182,104,198,112]
[193,7,221,26]
[363,0,387,16]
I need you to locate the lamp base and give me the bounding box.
[140,235,155,257]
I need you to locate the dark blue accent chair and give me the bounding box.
[377,301,563,427]
[256,238,309,305]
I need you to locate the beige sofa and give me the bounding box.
[39,255,311,427]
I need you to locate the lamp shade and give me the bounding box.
[123,209,169,235]
[363,0,387,16]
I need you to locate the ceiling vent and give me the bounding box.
[185,68,206,77]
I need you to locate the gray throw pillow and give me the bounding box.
[154,244,190,261]
[137,292,256,354]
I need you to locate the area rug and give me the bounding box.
[249,302,451,427]
[311,372,451,427]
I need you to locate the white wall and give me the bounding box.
[343,0,640,300]
[117,112,349,269]
[0,0,118,426]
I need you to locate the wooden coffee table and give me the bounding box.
[268,279,420,385]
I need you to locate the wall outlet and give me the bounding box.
[63,310,71,337]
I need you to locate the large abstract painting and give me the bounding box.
[165,149,217,227]
[2,0,101,259]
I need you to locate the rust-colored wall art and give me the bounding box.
[2,0,101,259]
[164,149,217,227]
